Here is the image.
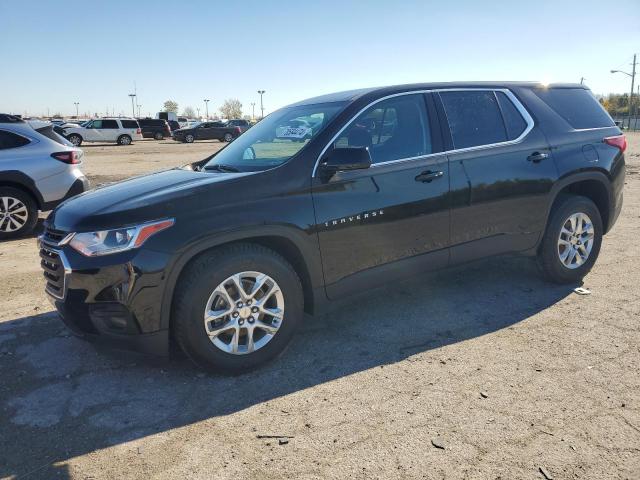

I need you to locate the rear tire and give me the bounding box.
[173,243,304,374]
[67,134,82,146]
[223,133,234,142]
[185,134,195,143]
[537,195,603,284]
[117,134,132,145]
[154,132,164,140]
[0,187,38,240]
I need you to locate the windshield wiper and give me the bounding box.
[203,164,240,173]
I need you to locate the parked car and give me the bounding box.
[137,118,172,140]
[0,114,88,239]
[226,119,251,133]
[40,82,625,373]
[172,121,241,143]
[62,118,142,146]
[167,120,181,132]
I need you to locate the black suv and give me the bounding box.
[172,121,242,143]
[137,118,172,140]
[40,82,625,373]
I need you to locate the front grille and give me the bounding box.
[42,226,67,246]
[40,246,66,299]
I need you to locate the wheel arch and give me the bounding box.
[0,171,44,209]
[160,228,322,332]
[544,169,613,240]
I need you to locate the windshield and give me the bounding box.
[203,101,346,172]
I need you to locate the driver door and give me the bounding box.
[83,120,103,141]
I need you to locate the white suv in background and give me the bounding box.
[62,118,142,146]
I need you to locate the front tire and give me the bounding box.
[537,195,603,284]
[185,134,195,143]
[67,134,82,146]
[117,134,132,145]
[173,243,303,374]
[0,187,38,240]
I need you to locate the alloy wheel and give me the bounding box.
[0,196,29,232]
[203,271,284,355]
[557,212,595,269]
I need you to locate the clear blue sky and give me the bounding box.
[1,0,638,118]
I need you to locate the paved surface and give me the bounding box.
[0,136,639,479]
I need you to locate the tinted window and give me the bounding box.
[496,91,527,140]
[440,91,507,149]
[35,125,69,146]
[0,130,30,149]
[90,120,102,129]
[335,94,432,164]
[121,120,139,128]
[534,88,614,129]
[102,120,118,129]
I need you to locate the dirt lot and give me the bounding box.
[1,136,639,479]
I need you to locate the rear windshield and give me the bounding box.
[534,88,614,129]
[36,125,70,146]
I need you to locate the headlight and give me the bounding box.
[68,219,174,257]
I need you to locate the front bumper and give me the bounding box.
[39,237,172,356]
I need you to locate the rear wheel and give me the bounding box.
[67,134,82,146]
[185,134,195,143]
[223,133,234,142]
[537,195,603,284]
[0,187,38,240]
[153,132,164,140]
[117,134,132,145]
[173,243,303,374]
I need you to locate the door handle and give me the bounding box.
[527,152,549,163]
[415,170,444,183]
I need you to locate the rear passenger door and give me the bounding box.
[99,119,120,142]
[437,89,558,262]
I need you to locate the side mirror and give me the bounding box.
[320,147,372,173]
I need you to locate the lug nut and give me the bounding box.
[239,319,244,326]
[251,307,258,313]
[236,302,243,308]
[248,317,255,324]
[246,300,252,306]
[232,311,239,318]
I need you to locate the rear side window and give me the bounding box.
[36,126,69,146]
[121,120,138,128]
[102,120,119,129]
[495,92,528,140]
[440,91,507,149]
[335,93,432,164]
[0,130,30,149]
[534,88,614,129]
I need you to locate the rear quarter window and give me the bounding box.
[534,88,614,129]
[0,130,30,149]
[121,120,139,128]
[495,91,528,140]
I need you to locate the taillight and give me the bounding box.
[136,128,142,134]
[604,134,627,153]
[51,151,81,164]
[235,127,241,134]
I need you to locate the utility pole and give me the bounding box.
[250,102,256,121]
[128,94,136,118]
[136,104,142,118]
[257,90,265,119]
[73,102,79,118]
[580,77,585,85]
[204,99,210,119]
[611,54,638,129]
[196,107,200,119]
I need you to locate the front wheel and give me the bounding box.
[117,134,132,145]
[67,134,82,146]
[173,243,303,374]
[185,134,195,143]
[537,195,603,284]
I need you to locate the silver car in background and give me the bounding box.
[0,114,88,239]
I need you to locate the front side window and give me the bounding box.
[203,102,345,172]
[440,91,507,149]
[334,94,432,164]
[0,130,30,149]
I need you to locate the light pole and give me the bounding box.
[611,53,637,129]
[136,104,142,118]
[204,99,210,119]
[257,90,265,119]
[128,94,136,118]
[250,102,256,121]
[580,77,586,85]
[73,102,79,118]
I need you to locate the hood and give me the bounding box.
[48,168,251,231]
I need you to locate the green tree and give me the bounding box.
[219,99,243,119]
[162,100,179,113]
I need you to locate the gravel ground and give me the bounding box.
[0,135,638,480]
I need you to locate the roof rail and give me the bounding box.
[0,114,26,124]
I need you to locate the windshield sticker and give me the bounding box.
[277,126,310,139]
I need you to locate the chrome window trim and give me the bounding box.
[312,87,535,177]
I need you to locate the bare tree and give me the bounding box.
[162,100,179,113]
[219,99,243,119]
[182,106,196,118]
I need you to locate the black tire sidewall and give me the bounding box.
[538,195,603,284]
[154,132,163,140]
[0,187,38,239]
[174,246,303,373]
[68,134,82,146]
[118,135,131,145]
